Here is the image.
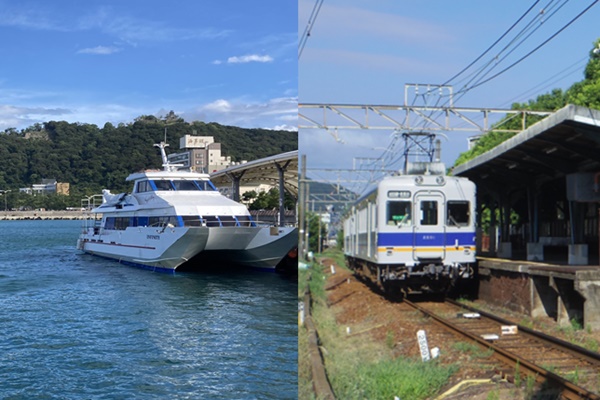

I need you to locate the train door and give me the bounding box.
[413,192,446,261]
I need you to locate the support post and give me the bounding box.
[225,171,245,202]
[299,155,307,259]
[275,160,291,227]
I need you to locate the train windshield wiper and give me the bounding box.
[448,215,459,227]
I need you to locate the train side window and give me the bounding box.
[420,201,438,225]
[387,201,411,226]
[447,201,470,226]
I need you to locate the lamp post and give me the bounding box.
[0,190,9,212]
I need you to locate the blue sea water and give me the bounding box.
[0,220,297,399]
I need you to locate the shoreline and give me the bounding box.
[0,210,86,221]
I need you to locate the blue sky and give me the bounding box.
[0,0,297,131]
[299,0,600,191]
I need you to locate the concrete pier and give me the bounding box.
[0,210,86,220]
[478,257,600,331]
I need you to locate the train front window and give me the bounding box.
[420,201,438,225]
[387,201,411,226]
[447,201,470,226]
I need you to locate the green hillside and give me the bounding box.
[0,114,297,210]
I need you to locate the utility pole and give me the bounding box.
[299,154,307,260]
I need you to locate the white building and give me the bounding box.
[20,179,69,195]
[167,135,235,173]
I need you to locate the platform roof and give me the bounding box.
[452,105,600,190]
[210,150,298,197]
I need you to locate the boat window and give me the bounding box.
[195,180,217,191]
[148,216,179,227]
[447,201,470,227]
[104,217,130,230]
[152,180,174,191]
[172,180,200,191]
[136,180,151,193]
[387,201,411,226]
[203,215,221,227]
[104,217,115,230]
[182,215,203,227]
[115,217,129,230]
[136,216,149,227]
[236,215,256,227]
[166,216,180,227]
[219,215,237,227]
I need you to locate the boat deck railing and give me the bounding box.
[80,195,103,232]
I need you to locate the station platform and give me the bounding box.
[477,257,600,331]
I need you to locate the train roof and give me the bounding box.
[353,172,475,205]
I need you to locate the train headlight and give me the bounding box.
[414,176,424,184]
[436,176,445,185]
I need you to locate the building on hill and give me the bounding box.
[167,134,241,173]
[20,179,69,195]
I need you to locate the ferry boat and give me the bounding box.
[77,142,298,272]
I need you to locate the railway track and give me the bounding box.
[406,298,600,399]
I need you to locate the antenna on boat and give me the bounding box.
[153,142,171,171]
[153,128,183,172]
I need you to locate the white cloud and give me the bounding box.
[77,45,120,55]
[0,104,73,131]
[270,124,297,132]
[0,5,232,43]
[227,54,273,64]
[202,99,232,113]
[185,96,297,130]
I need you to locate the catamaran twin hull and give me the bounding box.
[78,225,298,272]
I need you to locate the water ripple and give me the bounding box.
[0,220,297,399]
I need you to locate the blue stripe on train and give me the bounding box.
[377,231,476,247]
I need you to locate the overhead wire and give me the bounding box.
[315,1,598,189]
[373,0,596,172]
[418,0,597,134]
[498,56,587,107]
[442,0,543,86]
[299,0,324,60]
[450,0,566,94]
[454,0,597,96]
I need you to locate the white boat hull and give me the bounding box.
[78,225,297,272]
[187,226,298,270]
[78,226,210,271]
[77,143,298,273]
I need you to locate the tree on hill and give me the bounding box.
[0,112,297,210]
[453,38,600,168]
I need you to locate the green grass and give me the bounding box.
[299,250,459,400]
[299,268,310,299]
[319,247,348,271]
[301,252,457,400]
[298,323,316,400]
[452,341,494,359]
[352,359,457,399]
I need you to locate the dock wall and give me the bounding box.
[0,210,85,220]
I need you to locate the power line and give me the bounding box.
[299,0,324,60]
[499,56,587,107]
[419,0,595,132]
[442,0,543,86]
[455,0,599,96]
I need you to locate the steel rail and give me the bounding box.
[447,299,600,369]
[404,299,600,400]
